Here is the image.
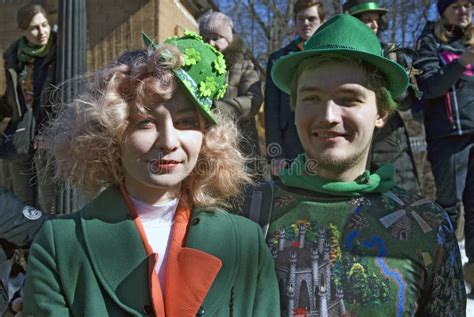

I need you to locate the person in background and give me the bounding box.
[414,0,474,295]
[199,12,264,179]
[264,0,325,176]
[343,0,423,195]
[22,32,278,316]
[266,14,465,315]
[1,4,57,213]
[0,187,47,316]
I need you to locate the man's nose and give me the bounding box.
[319,100,340,124]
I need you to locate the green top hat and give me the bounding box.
[342,0,388,16]
[142,31,228,125]
[271,14,408,99]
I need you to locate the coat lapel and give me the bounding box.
[80,186,152,315]
[179,210,240,316]
[164,205,223,317]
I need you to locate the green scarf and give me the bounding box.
[280,154,395,197]
[17,36,52,67]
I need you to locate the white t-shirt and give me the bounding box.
[129,196,179,291]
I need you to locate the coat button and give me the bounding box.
[191,218,200,225]
[142,304,152,315]
[196,306,205,316]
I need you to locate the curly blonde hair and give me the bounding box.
[43,45,252,208]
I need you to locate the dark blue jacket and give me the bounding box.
[264,42,302,161]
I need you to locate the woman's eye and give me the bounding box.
[174,117,200,130]
[137,118,155,128]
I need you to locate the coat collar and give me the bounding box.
[80,185,235,316]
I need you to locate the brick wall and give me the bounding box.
[0,0,199,91]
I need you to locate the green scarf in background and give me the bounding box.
[17,36,52,67]
[280,154,395,197]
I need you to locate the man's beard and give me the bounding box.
[304,141,371,176]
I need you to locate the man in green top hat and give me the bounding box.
[252,14,466,316]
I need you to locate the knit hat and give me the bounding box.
[342,0,388,16]
[199,12,234,45]
[142,31,228,125]
[271,14,408,98]
[438,0,473,15]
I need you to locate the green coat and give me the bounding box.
[22,186,279,316]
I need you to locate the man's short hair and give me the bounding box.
[290,55,397,116]
[294,0,326,21]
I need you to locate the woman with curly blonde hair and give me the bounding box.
[22,32,279,316]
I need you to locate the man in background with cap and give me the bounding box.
[263,14,465,316]
[199,12,264,178]
[343,0,425,197]
[264,0,325,177]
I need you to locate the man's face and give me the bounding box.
[294,61,386,180]
[21,12,51,47]
[359,12,381,34]
[295,5,322,41]
[444,0,472,28]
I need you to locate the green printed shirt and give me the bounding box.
[267,183,466,317]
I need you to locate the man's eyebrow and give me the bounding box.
[335,85,367,95]
[298,86,322,94]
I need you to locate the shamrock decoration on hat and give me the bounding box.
[142,31,228,125]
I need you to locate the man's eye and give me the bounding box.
[340,97,361,105]
[302,95,321,102]
[308,17,319,23]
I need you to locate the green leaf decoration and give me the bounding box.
[141,32,158,49]
[183,30,203,41]
[208,44,220,55]
[215,83,228,99]
[213,54,227,75]
[199,76,217,97]
[183,48,201,66]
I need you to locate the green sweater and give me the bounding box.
[268,156,466,316]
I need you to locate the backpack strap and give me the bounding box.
[242,181,275,238]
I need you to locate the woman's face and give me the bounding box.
[444,0,473,28]
[120,88,205,202]
[21,12,50,47]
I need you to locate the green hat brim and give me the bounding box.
[345,2,388,16]
[271,47,408,99]
[173,69,217,125]
[350,7,388,15]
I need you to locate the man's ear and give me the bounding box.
[375,110,389,128]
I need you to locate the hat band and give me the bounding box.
[302,43,384,56]
[174,68,213,110]
[347,2,383,14]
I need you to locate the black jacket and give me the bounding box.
[1,32,57,134]
[414,26,474,140]
[370,43,421,194]
[264,41,302,160]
